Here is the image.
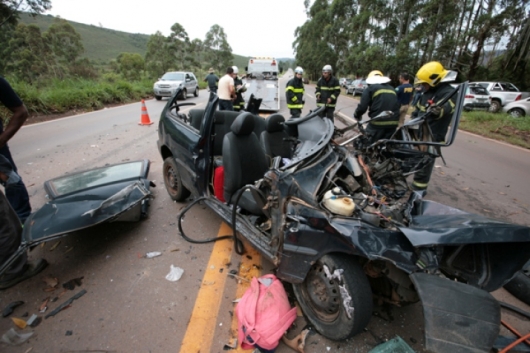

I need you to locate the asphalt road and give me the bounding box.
[0,74,529,353]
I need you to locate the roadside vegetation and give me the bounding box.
[459,111,530,149]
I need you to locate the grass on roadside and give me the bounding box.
[1,76,153,122]
[458,111,530,149]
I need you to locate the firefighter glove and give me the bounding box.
[430,105,442,117]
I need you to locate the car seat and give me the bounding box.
[222,113,269,215]
[260,114,294,160]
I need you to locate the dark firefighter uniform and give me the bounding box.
[354,83,400,144]
[411,82,456,191]
[233,76,246,112]
[285,76,304,118]
[315,76,341,121]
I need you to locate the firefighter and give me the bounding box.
[411,61,457,195]
[232,66,246,112]
[353,70,400,145]
[285,66,305,118]
[315,65,341,122]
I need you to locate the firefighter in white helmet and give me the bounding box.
[285,67,305,118]
[232,66,246,112]
[315,65,340,122]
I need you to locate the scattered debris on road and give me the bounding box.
[165,265,184,282]
[2,301,24,317]
[45,289,87,319]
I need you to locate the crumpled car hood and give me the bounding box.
[398,200,530,246]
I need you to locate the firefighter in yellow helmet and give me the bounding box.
[353,70,400,145]
[285,67,305,118]
[411,61,458,195]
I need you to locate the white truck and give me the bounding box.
[243,57,280,112]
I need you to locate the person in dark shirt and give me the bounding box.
[232,66,247,112]
[353,70,400,145]
[285,67,305,118]
[395,72,413,127]
[410,61,457,195]
[0,76,32,223]
[204,68,219,93]
[315,65,340,122]
[0,155,47,289]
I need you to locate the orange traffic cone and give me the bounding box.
[139,99,153,125]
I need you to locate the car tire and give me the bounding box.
[504,264,530,306]
[489,100,501,113]
[181,89,187,101]
[508,108,525,118]
[194,87,199,97]
[292,254,372,341]
[155,95,162,101]
[163,157,191,202]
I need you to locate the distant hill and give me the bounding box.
[19,13,255,68]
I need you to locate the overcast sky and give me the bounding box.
[44,0,309,58]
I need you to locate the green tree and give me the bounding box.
[145,31,174,79]
[5,23,54,82]
[0,0,51,27]
[203,24,233,72]
[117,52,144,80]
[44,18,84,64]
[168,22,190,70]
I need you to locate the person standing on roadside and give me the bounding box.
[232,66,247,112]
[315,65,340,122]
[0,76,32,223]
[285,66,305,118]
[0,156,48,289]
[204,68,219,94]
[218,67,236,111]
[395,72,413,127]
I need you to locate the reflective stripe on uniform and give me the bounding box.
[372,89,396,98]
[371,120,398,126]
[317,103,336,107]
[319,86,340,91]
[286,87,304,93]
[412,181,428,188]
[287,103,303,109]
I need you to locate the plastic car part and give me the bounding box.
[410,272,500,353]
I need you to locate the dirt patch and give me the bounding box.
[491,125,530,142]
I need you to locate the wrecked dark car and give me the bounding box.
[157,86,530,353]
[0,160,154,276]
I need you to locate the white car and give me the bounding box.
[451,83,491,111]
[153,72,199,100]
[502,97,530,118]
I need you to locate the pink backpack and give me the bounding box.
[236,274,297,350]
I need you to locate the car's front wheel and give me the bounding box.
[489,100,501,113]
[292,254,372,341]
[181,89,187,100]
[163,157,191,201]
[194,87,199,97]
[508,108,525,118]
[155,95,162,101]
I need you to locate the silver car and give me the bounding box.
[153,71,199,100]
[502,97,530,118]
[347,79,367,96]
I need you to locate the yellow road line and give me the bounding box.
[228,244,262,352]
[179,222,234,353]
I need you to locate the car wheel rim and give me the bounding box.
[302,262,342,322]
[164,164,179,196]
